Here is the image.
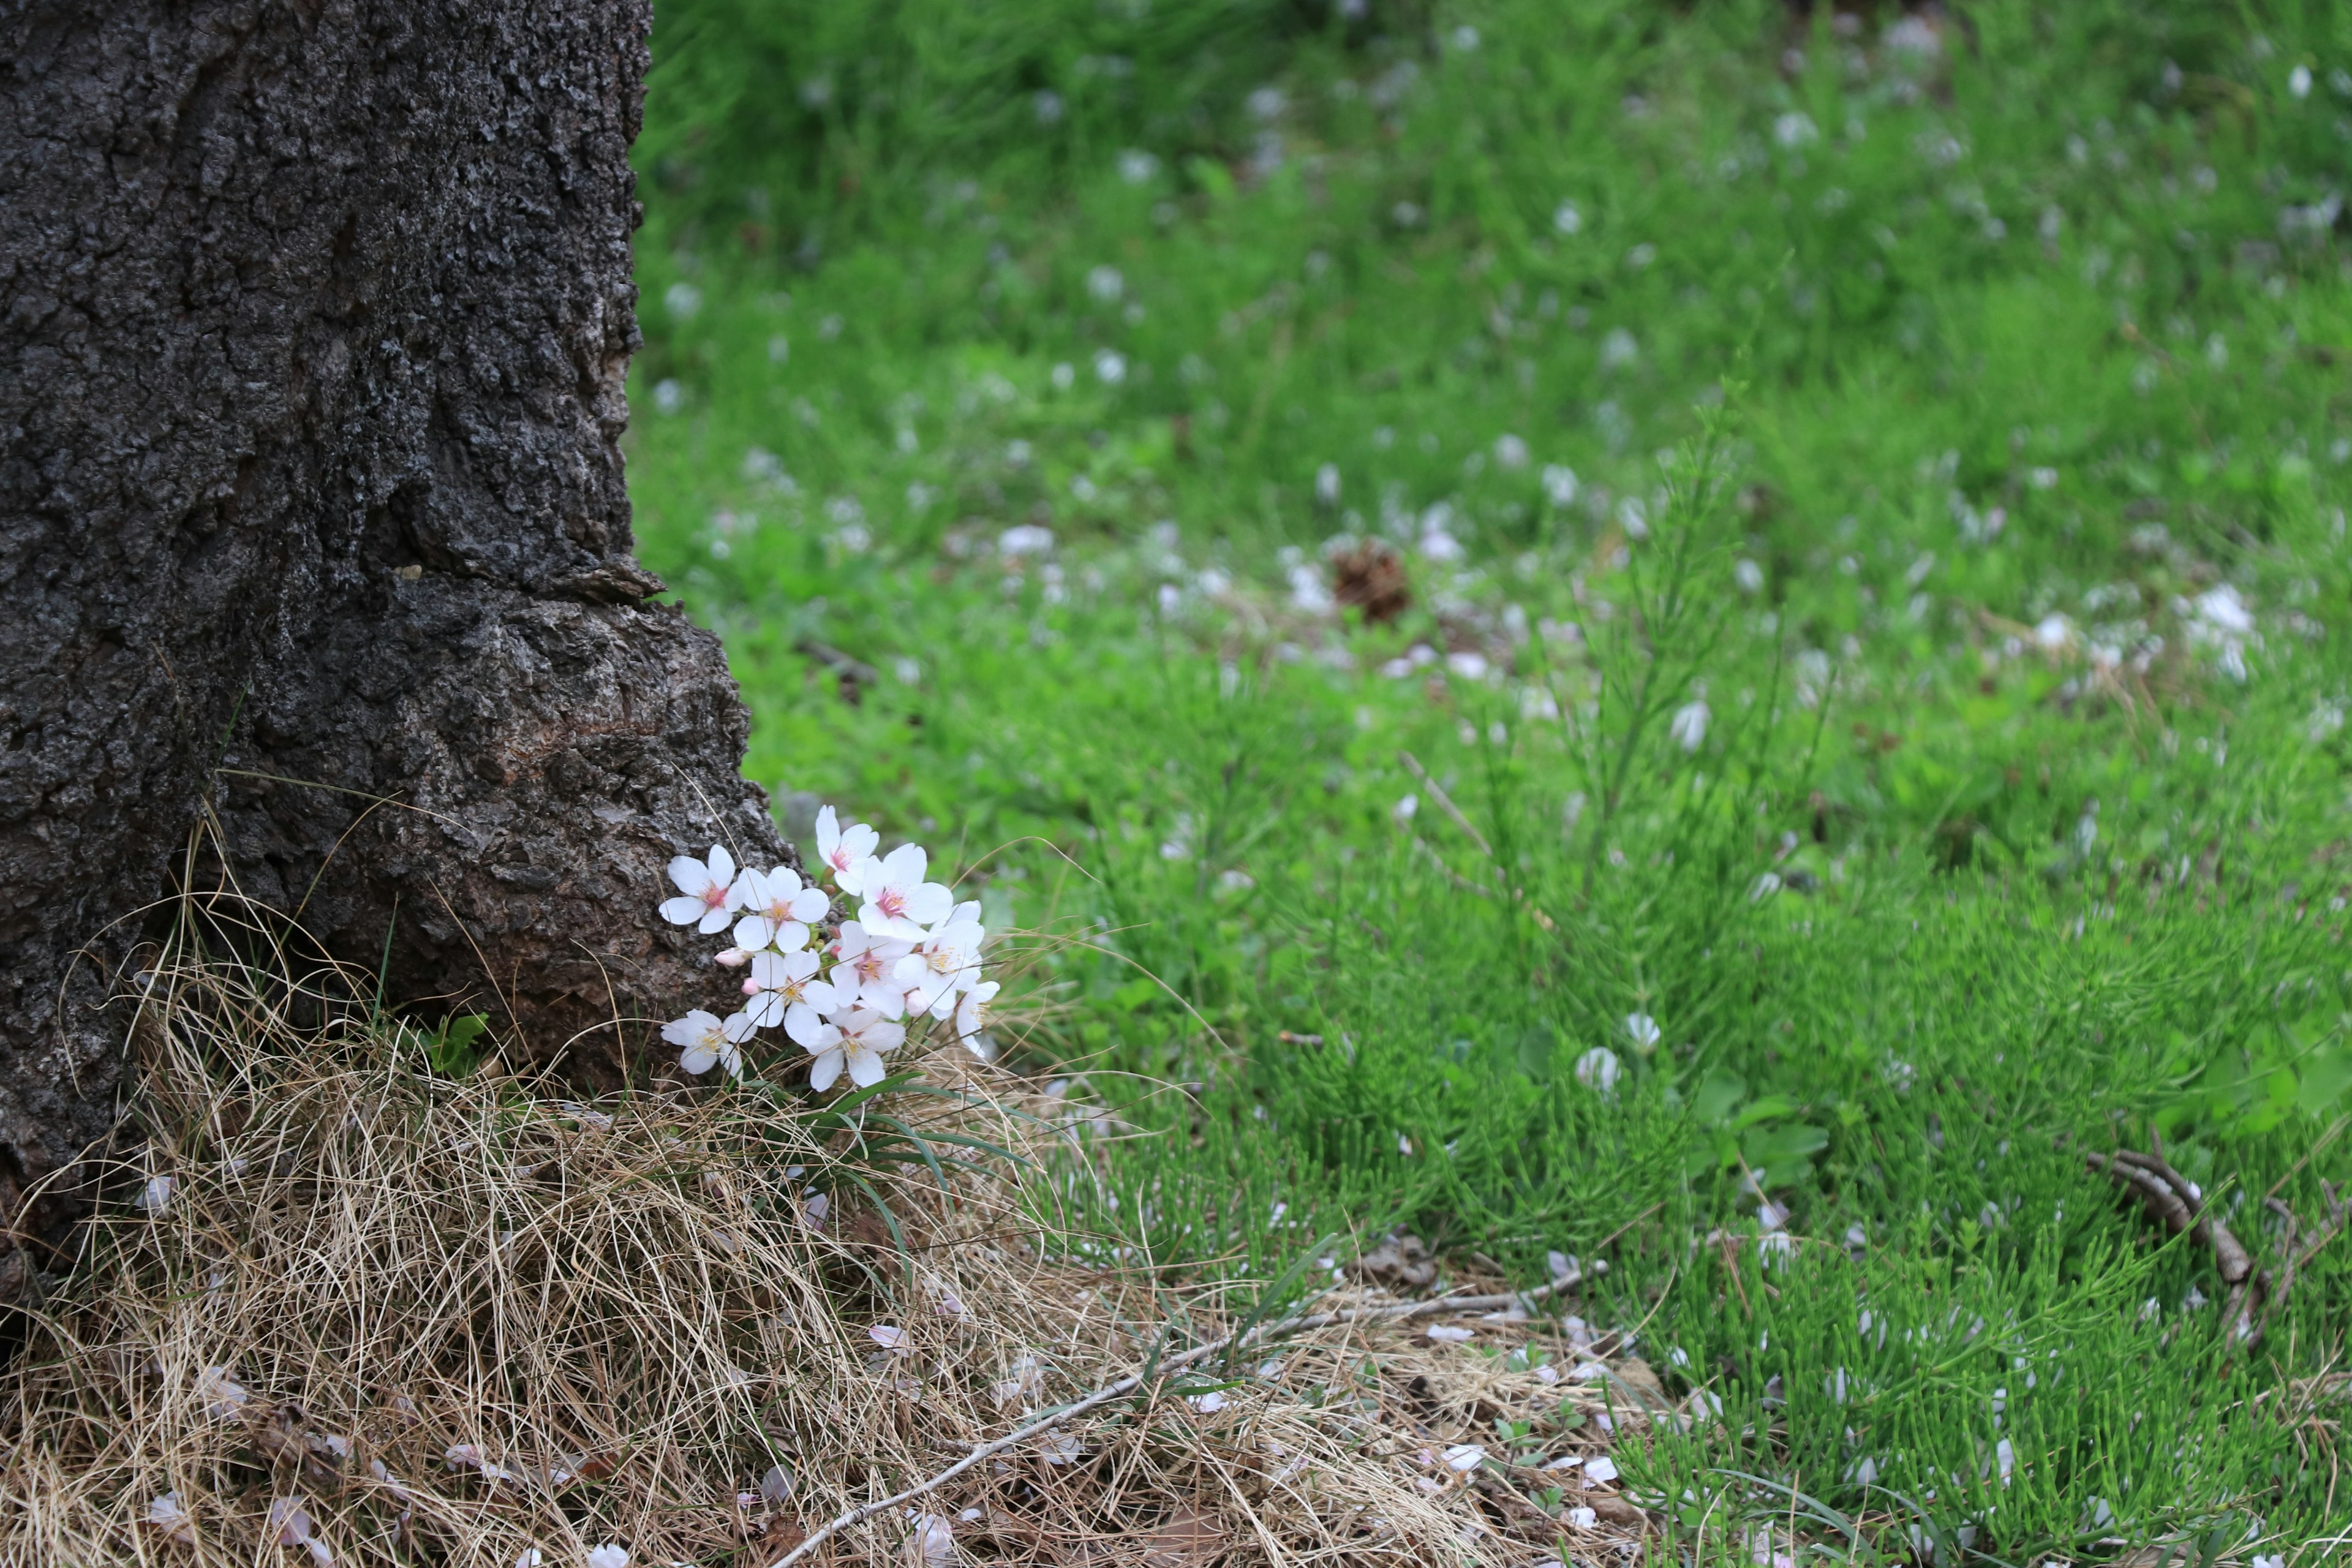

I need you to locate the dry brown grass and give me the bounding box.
[0,903,1654,1566]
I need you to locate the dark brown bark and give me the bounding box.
[0,1,787,1294]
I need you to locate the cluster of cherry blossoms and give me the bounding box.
[656,808,996,1090]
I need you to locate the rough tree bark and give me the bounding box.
[0,1,788,1296]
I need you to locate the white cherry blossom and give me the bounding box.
[744,949,848,1046]
[854,843,954,940]
[663,1009,752,1078]
[807,1007,905,1092]
[660,845,745,934]
[894,904,986,1019]
[833,920,914,1019]
[956,980,1001,1055]
[731,865,829,952]
[816,806,880,892]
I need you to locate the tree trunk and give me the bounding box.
[0,1,786,1297]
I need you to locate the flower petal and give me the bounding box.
[707,844,736,886]
[681,1042,718,1075]
[881,842,927,886]
[734,867,774,912]
[903,883,955,929]
[722,1010,759,1043]
[696,905,734,935]
[658,895,707,926]
[668,855,710,897]
[733,915,778,951]
[847,1046,888,1088]
[662,1011,720,1047]
[786,886,831,922]
[809,1048,845,1092]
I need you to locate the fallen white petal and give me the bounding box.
[267,1496,312,1545]
[145,1492,197,1545]
[1425,1324,1475,1343]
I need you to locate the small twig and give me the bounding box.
[1398,750,1494,861]
[1399,750,1560,933]
[1411,834,1493,898]
[2087,1150,2252,1283]
[794,637,880,703]
[769,1263,1606,1567]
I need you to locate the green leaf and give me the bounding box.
[2297,1047,2352,1115]
[1693,1069,1747,1127]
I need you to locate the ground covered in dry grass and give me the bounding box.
[2,901,1676,1567]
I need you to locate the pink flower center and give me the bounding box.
[701,883,729,910]
[875,887,906,918]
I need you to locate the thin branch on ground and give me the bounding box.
[769,1262,1606,1567]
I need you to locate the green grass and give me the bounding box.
[627,0,2352,1551]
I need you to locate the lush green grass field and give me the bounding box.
[626,0,2352,1551]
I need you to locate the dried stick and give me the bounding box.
[769,1263,1605,1567]
[2086,1150,2252,1283]
[1398,749,1561,933]
[1398,749,1496,861]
